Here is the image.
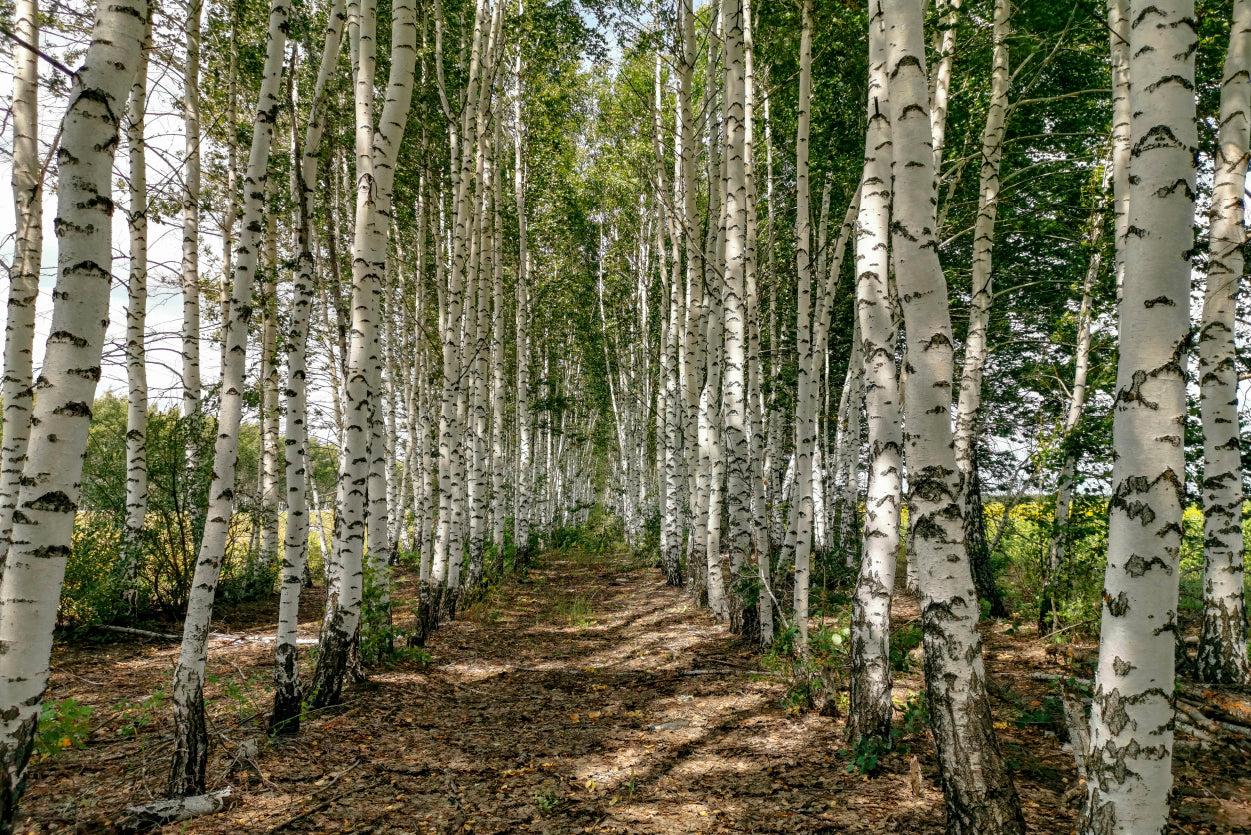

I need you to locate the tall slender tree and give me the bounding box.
[168,0,290,794]
[1196,0,1251,686]
[883,0,1024,828]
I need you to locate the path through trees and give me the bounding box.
[17,550,1251,833]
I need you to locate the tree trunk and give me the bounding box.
[271,0,345,735]
[0,0,42,578]
[1080,0,1195,827]
[1041,161,1107,633]
[848,1,901,745]
[122,17,153,614]
[311,0,417,705]
[1196,0,1251,687]
[883,0,1024,829]
[791,0,815,650]
[168,0,289,795]
[0,0,148,824]
[182,0,203,425]
[952,0,1011,620]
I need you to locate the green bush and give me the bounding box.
[35,698,93,757]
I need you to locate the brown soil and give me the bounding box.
[19,549,1251,834]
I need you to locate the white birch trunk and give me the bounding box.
[122,19,152,613]
[168,0,288,795]
[1081,0,1195,825]
[1195,0,1251,686]
[0,0,147,821]
[0,0,42,575]
[311,0,417,703]
[791,0,815,650]
[951,0,1010,619]
[271,0,345,735]
[884,0,1023,828]
[848,3,901,744]
[182,0,203,423]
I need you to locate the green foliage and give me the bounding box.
[843,734,892,776]
[988,496,1245,637]
[1015,694,1064,731]
[357,563,432,666]
[35,698,93,757]
[62,394,308,626]
[890,622,923,673]
[535,786,563,815]
[764,618,850,713]
[113,688,166,740]
[900,691,929,737]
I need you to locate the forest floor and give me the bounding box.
[21,547,1251,834]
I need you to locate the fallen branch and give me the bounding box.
[99,625,181,641]
[115,787,236,833]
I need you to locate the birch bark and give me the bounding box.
[271,0,345,734]
[848,0,901,744]
[311,0,418,704]
[1195,0,1251,686]
[168,0,288,794]
[182,0,203,423]
[0,0,147,822]
[884,0,1023,828]
[952,0,1010,619]
[0,0,42,575]
[123,18,152,612]
[792,0,815,649]
[1081,0,1196,825]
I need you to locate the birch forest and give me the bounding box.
[4,0,1251,831]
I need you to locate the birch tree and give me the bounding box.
[951,0,1010,619]
[168,0,289,794]
[271,0,346,734]
[182,0,204,423]
[1081,0,1196,825]
[847,0,901,745]
[122,16,153,612]
[791,0,815,649]
[310,0,418,705]
[1195,0,1251,686]
[883,0,1023,828]
[0,0,148,823]
[0,0,42,575]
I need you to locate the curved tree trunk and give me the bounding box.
[952,0,1010,620]
[168,0,289,795]
[848,0,901,745]
[0,0,148,824]
[1080,0,1196,826]
[310,0,418,706]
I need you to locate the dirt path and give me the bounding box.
[21,549,1251,834]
